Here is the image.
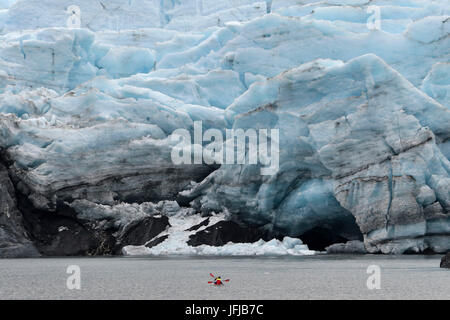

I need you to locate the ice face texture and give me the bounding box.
[0,0,449,255]
[186,54,450,253]
[0,162,39,257]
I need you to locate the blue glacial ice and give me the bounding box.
[0,0,449,256]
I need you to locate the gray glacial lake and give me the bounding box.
[0,255,448,300]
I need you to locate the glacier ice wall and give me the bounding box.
[0,0,449,255]
[186,54,450,253]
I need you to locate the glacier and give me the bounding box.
[122,212,314,256]
[0,0,449,257]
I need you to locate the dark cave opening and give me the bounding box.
[299,227,349,251]
[299,223,364,252]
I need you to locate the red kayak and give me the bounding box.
[208,273,230,286]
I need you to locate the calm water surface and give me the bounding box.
[0,255,448,299]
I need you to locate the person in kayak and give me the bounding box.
[208,273,230,286]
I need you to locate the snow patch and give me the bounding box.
[123,212,314,256]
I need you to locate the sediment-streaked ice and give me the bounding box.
[123,212,314,256]
[0,0,449,256]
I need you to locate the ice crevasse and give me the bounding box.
[0,0,449,256]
